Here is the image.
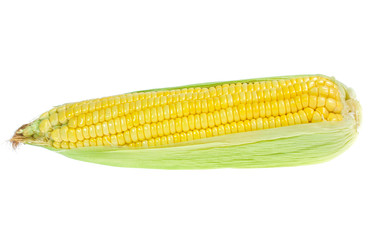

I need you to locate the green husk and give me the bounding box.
[14,74,361,169]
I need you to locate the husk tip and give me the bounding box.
[10,124,29,150]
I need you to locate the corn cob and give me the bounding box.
[11,74,361,169]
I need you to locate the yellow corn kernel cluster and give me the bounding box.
[38,76,343,149]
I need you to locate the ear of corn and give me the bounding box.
[11,74,361,169]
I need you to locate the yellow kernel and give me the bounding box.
[68,129,77,143]
[244,120,251,131]
[227,94,234,107]
[291,96,303,110]
[114,118,122,133]
[259,102,265,118]
[130,127,138,142]
[232,107,240,122]
[162,105,169,120]
[112,105,118,119]
[151,107,158,123]
[309,87,319,96]
[311,111,323,123]
[169,119,176,134]
[69,142,77,149]
[264,102,271,117]
[65,108,74,119]
[268,117,275,128]
[270,88,277,101]
[271,101,279,116]
[137,126,145,141]
[51,128,61,142]
[245,91,252,103]
[316,107,329,119]
[100,122,108,136]
[138,110,145,125]
[124,131,132,143]
[76,113,85,128]
[76,128,84,141]
[263,118,269,129]
[188,115,195,131]
[157,122,164,137]
[180,132,188,142]
[280,115,288,127]
[246,103,253,119]
[105,108,112,121]
[187,131,195,141]
[163,120,170,135]
[49,112,59,126]
[84,112,92,126]
[82,126,90,139]
[131,112,139,127]
[61,141,69,149]
[319,86,329,97]
[226,108,234,123]
[327,113,338,121]
[150,123,158,138]
[256,118,264,129]
[334,101,343,113]
[257,90,264,102]
[282,87,290,99]
[250,119,257,130]
[39,119,51,134]
[325,98,337,112]
[301,94,309,108]
[176,102,183,117]
[81,103,89,113]
[157,106,164,121]
[252,103,259,118]
[107,120,115,135]
[288,85,296,98]
[207,98,215,112]
[60,126,69,141]
[200,113,208,129]
[252,91,258,103]
[175,118,182,133]
[238,104,246,120]
[309,95,317,109]
[68,117,77,128]
[182,101,190,116]
[102,136,111,146]
[52,141,61,149]
[239,92,246,104]
[287,113,295,125]
[304,108,315,122]
[207,113,214,128]
[92,110,99,124]
[73,105,82,116]
[328,88,337,99]
[230,122,238,133]
[274,116,281,127]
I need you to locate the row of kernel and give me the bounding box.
[47,76,330,117]
[53,79,323,124]
[52,78,339,126]
[52,109,341,149]
[117,110,323,148]
[46,94,341,141]
[53,102,337,145]
[53,79,313,122]
[60,94,341,133]
[61,86,328,127]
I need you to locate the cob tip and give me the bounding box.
[10,124,29,149]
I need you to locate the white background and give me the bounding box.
[0,1,381,239]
